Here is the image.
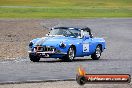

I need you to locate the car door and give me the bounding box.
[82,30,93,56]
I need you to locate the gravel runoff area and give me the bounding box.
[0,81,132,88]
[0,19,49,60]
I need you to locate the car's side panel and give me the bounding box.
[66,38,84,57]
[74,43,83,57]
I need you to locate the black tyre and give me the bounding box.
[29,53,40,62]
[91,45,102,60]
[62,46,75,62]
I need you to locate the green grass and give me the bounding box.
[0,0,132,18]
[0,0,131,7]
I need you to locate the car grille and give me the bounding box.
[34,46,55,52]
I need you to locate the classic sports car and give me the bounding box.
[28,26,106,62]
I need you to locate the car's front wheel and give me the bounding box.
[29,53,40,62]
[62,46,75,62]
[91,45,102,60]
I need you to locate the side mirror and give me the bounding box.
[45,34,49,36]
[90,34,93,38]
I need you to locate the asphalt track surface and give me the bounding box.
[0,18,132,84]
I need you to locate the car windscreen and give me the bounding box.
[49,29,81,38]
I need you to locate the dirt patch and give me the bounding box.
[0,19,49,59]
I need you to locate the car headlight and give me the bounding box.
[59,42,66,48]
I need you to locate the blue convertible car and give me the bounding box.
[28,26,106,62]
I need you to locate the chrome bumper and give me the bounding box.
[28,51,67,55]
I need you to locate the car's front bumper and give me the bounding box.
[28,51,67,58]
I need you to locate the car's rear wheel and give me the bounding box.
[29,53,40,62]
[62,46,75,62]
[91,45,102,60]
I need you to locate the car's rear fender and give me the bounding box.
[92,38,106,53]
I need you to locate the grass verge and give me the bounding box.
[0,7,131,18]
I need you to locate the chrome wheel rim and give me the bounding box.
[68,47,75,60]
[96,47,101,58]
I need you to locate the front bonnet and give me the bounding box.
[33,36,69,46]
